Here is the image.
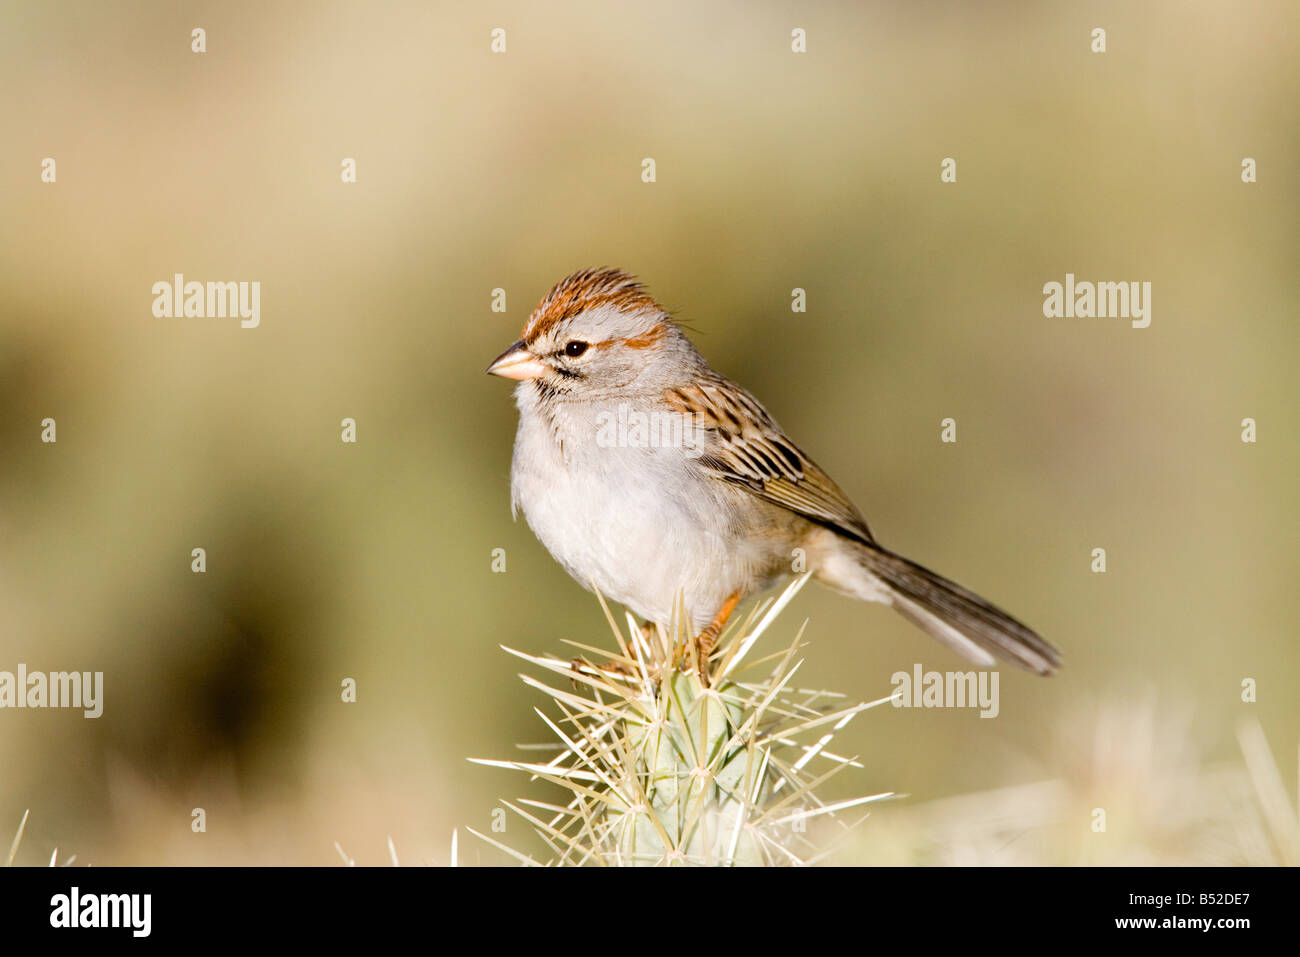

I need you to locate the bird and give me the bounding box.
[487,268,1061,676]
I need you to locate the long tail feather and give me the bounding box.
[860,545,1062,676]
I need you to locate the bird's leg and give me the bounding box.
[570,617,659,684]
[694,592,741,682]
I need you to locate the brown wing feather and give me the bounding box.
[667,378,875,545]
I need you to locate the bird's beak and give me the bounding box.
[486,340,548,380]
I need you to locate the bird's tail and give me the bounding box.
[849,544,1062,675]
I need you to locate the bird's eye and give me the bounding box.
[564,340,589,358]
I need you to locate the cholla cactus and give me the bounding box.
[470,574,894,866]
[6,810,77,867]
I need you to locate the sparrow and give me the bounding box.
[487,268,1061,675]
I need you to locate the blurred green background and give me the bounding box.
[1,0,1296,865]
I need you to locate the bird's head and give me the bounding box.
[486,268,697,399]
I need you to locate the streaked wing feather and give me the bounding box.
[670,378,875,545]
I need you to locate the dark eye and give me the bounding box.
[564,340,589,358]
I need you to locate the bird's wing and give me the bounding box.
[665,377,876,545]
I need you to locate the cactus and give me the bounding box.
[470,574,895,866]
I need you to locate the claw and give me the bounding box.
[692,592,742,685]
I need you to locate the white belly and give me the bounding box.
[510,409,758,628]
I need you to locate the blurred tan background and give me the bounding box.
[1,0,1296,865]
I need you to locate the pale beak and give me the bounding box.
[486,340,548,380]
